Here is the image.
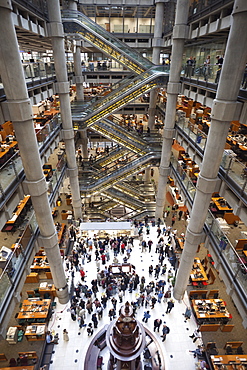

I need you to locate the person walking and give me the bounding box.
[189,328,201,343]
[161,323,170,341]
[166,299,175,313]
[184,307,192,321]
[153,318,162,332]
[142,310,151,323]
[92,313,98,328]
[63,329,69,341]
[87,323,94,336]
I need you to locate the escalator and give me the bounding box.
[103,188,144,211]
[93,146,129,167]
[62,10,153,74]
[72,66,168,127]
[79,152,160,194]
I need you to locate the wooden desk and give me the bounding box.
[192,299,231,323]
[4,195,31,226]
[17,299,51,321]
[243,250,247,257]
[30,256,50,272]
[190,258,208,282]
[181,153,192,162]
[24,323,46,341]
[0,140,17,157]
[177,237,184,250]
[212,197,233,212]
[210,355,247,370]
[39,283,56,298]
[57,223,66,247]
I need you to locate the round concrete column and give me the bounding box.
[0,1,68,303]
[47,0,82,220]
[155,0,190,220]
[174,0,247,300]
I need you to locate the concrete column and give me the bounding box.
[0,0,68,303]
[155,0,190,220]
[68,0,77,11]
[73,43,88,160]
[174,0,247,300]
[148,0,165,131]
[47,0,82,220]
[73,44,84,101]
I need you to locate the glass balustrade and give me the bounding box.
[175,119,247,195]
[171,156,247,297]
[181,63,247,90]
[22,61,73,83]
[0,116,61,200]
[73,68,167,126]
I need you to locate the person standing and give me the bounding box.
[63,329,69,341]
[87,323,94,336]
[154,318,162,332]
[166,299,175,313]
[171,214,176,227]
[161,323,170,341]
[92,313,98,328]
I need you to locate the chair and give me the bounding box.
[213,292,219,299]
[9,358,17,367]
[236,346,244,355]
[225,345,233,355]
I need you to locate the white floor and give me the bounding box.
[48,224,202,370]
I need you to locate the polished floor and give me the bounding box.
[47,224,203,370]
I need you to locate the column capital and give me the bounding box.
[211,99,241,122]
[47,22,64,38]
[163,128,175,139]
[159,165,170,177]
[54,81,70,94]
[173,24,189,40]
[66,167,78,178]
[62,128,74,140]
[185,228,204,246]
[23,178,47,197]
[232,0,247,14]
[0,0,12,10]
[167,82,181,94]
[38,232,58,250]
[196,175,218,194]
[5,99,33,122]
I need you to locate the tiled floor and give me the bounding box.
[47,224,202,370]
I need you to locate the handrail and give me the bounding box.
[62,10,153,73]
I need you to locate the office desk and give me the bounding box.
[17,299,51,321]
[190,258,208,282]
[30,256,50,272]
[3,195,31,230]
[177,237,184,250]
[0,141,17,164]
[210,355,247,370]
[243,250,247,257]
[212,197,233,212]
[192,299,230,323]
[25,323,46,341]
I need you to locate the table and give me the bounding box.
[30,256,50,272]
[24,323,46,341]
[17,299,51,321]
[210,355,247,370]
[192,299,231,323]
[243,250,247,257]
[39,282,56,297]
[2,195,31,231]
[176,237,184,250]
[190,258,208,282]
[0,140,18,164]
[212,197,233,212]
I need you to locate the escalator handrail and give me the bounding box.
[72,66,168,123]
[62,9,153,72]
